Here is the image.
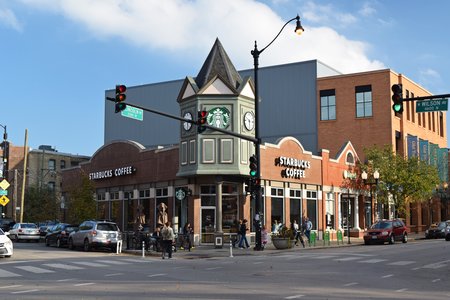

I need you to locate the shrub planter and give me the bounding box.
[272,237,292,249]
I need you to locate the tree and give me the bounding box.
[66,173,96,224]
[23,185,59,223]
[364,146,440,218]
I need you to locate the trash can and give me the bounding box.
[214,232,223,249]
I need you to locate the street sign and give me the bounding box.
[0,195,9,206]
[121,106,143,121]
[0,179,10,190]
[0,190,7,196]
[416,98,448,112]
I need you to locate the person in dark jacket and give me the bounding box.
[238,219,250,249]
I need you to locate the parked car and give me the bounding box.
[0,228,13,257]
[363,219,408,245]
[37,221,59,236]
[45,223,79,248]
[445,221,450,241]
[68,220,120,252]
[8,223,40,242]
[0,218,15,232]
[425,221,449,239]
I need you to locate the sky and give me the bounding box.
[1,0,449,156]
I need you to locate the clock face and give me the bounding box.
[244,111,255,131]
[183,112,192,131]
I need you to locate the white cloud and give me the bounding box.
[359,2,376,17]
[0,7,23,31]
[15,0,384,74]
[302,1,357,27]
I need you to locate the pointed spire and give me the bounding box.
[195,38,242,90]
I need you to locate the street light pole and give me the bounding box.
[251,15,304,251]
[361,170,379,225]
[0,124,7,179]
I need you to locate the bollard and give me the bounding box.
[142,240,145,258]
[229,234,233,258]
[116,239,122,254]
[323,231,330,246]
[337,230,343,245]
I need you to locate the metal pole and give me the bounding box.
[20,129,28,223]
[347,191,351,245]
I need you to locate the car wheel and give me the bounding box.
[445,235,450,241]
[83,239,91,252]
[364,240,370,245]
[45,238,50,246]
[389,234,395,244]
[68,238,74,250]
[56,238,61,248]
[402,234,408,243]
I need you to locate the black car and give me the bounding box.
[0,218,15,232]
[45,223,79,248]
[425,221,449,239]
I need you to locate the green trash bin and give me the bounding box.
[323,230,330,246]
[309,231,316,247]
[337,230,343,245]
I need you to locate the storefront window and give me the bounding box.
[306,190,317,230]
[156,188,168,228]
[290,189,302,227]
[271,187,284,228]
[200,185,216,244]
[325,192,335,229]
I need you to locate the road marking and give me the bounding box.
[148,273,167,277]
[253,261,264,264]
[15,266,54,274]
[358,259,387,264]
[11,289,39,294]
[74,283,95,287]
[205,267,222,270]
[432,279,441,283]
[95,260,130,265]
[334,257,361,262]
[57,278,76,282]
[72,261,109,267]
[309,255,337,259]
[0,269,22,278]
[411,267,421,270]
[120,258,153,263]
[388,261,415,266]
[395,288,407,292]
[105,273,124,277]
[381,274,394,278]
[285,295,305,299]
[43,263,84,270]
[343,282,359,287]
[0,285,23,289]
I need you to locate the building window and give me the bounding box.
[320,89,336,121]
[439,112,444,137]
[326,192,335,229]
[306,190,318,230]
[48,159,56,171]
[289,189,302,226]
[220,139,233,163]
[346,152,355,164]
[355,85,372,118]
[156,188,168,227]
[202,139,215,163]
[139,189,150,198]
[405,90,410,121]
[189,140,196,164]
[271,187,284,228]
[181,142,188,165]
[411,92,415,123]
[48,181,55,191]
[60,160,66,169]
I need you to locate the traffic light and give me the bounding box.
[197,110,207,133]
[115,85,127,113]
[244,178,252,195]
[391,84,403,113]
[249,155,257,177]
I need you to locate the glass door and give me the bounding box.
[200,208,215,244]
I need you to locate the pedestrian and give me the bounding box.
[152,226,162,252]
[161,221,175,259]
[272,219,281,234]
[261,225,268,250]
[292,220,305,247]
[305,217,313,243]
[181,222,193,251]
[233,219,242,248]
[238,219,250,249]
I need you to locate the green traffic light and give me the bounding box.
[250,170,257,177]
[393,103,402,112]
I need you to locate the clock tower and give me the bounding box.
[177,38,255,178]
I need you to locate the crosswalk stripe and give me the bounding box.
[72,261,109,267]
[334,257,361,262]
[0,269,22,278]
[358,259,387,264]
[95,260,130,265]
[120,258,153,263]
[15,266,54,274]
[43,263,84,270]
[387,261,415,266]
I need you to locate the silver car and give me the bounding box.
[445,220,450,241]
[9,223,40,242]
[68,220,120,252]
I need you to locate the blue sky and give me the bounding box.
[1,0,449,156]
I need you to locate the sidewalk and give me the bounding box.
[122,233,423,259]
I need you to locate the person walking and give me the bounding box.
[161,221,175,259]
[238,219,250,249]
[305,217,313,244]
[261,225,268,250]
[181,222,193,251]
[292,220,305,247]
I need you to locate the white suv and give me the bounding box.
[68,220,120,252]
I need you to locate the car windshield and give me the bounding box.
[65,226,78,232]
[22,223,37,228]
[97,223,118,231]
[370,221,392,229]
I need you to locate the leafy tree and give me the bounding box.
[23,185,59,223]
[66,173,96,224]
[363,146,439,218]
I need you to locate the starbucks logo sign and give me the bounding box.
[207,107,231,129]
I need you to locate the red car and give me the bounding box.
[364,219,408,245]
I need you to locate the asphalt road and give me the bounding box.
[1,239,449,299]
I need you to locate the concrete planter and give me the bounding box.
[272,237,292,249]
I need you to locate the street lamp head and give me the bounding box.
[373,170,380,180]
[294,15,304,35]
[361,170,368,181]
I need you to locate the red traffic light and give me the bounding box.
[197,110,207,133]
[115,85,127,103]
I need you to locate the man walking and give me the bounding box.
[305,217,313,243]
[161,221,175,259]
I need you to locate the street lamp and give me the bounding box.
[361,170,380,225]
[0,124,7,179]
[251,15,304,251]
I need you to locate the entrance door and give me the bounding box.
[200,208,215,244]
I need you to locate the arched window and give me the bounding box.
[346,152,354,164]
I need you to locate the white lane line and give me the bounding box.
[148,273,167,278]
[285,295,305,299]
[382,274,394,278]
[43,263,84,270]
[120,258,153,263]
[253,261,264,264]
[74,283,95,287]
[334,257,361,262]
[395,288,407,293]
[205,267,222,270]
[343,282,359,287]
[432,279,441,283]
[0,269,22,278]
[411,267,421,270]
[57,278,76,282]
[309,255,337,259]
[95,260,130,265]
[11,289,39,294]
[0,285,23,289]
[15,266,54,274]
[388,261,415,266]
[105,273,124,277]
[72,261,109,267]
[358,259,387,264]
